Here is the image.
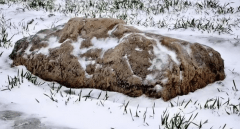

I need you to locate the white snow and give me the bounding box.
[182,44,192,56]
[24,45,32,55]
[155,39,180,65]
[24,36,60,56]
[144,33,180,83]
[78,57,95,70]
[37,34,47,39]
[0,0,240,129]
[37,37,60,55]
[154,84,163,92]
[69,37,119,71]
[161,78,169,85]
[123,54,134,74]
[71,38,84,56]
[91,37,119,51]
[107,24,118,36]
[144,73,158,84]
[139,33,180,74]
[135,47,143,51]
[132,75,142,81]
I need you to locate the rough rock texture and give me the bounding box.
[9,17,225,101]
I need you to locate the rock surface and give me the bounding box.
[9,17,225,101]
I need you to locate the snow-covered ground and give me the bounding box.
[0,0,240,128]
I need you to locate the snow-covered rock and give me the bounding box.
[9,17,225,101]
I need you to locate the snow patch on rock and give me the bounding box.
[154,84,163,92]
[108,25,118,36]
[182,44,192,55]
[135,47,143,51]
[132,75,142,81]
[155,39,180,65]
[37,34,47,39]
[144,73,158,84]
[71,38,84,56]
[39,37,60,55]
[123,54,134,74]
[91,37,119,51]
[161,78,168,84]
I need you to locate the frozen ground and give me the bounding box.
[0,0,240,129]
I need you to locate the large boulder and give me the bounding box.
[9,17,225,101]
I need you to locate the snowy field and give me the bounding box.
[0,0,240,128]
